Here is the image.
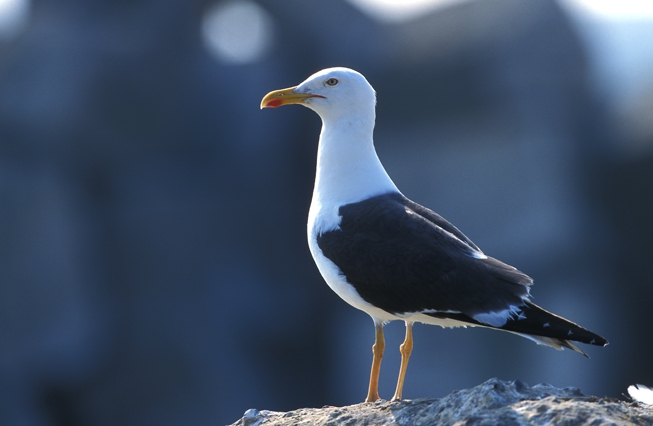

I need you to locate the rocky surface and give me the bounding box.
[229,378,653,426]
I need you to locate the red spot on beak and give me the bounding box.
[266,99,283,108]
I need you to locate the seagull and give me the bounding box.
[260,67,608,402]
[629,384,653,405]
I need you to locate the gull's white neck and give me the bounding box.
[309,114,399,232]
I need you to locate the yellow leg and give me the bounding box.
[365,322,385,402]
[391,321,413,401]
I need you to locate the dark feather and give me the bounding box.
[425,300,608,348]
[317,192,531,318]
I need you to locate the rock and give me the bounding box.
[229,378,653,426]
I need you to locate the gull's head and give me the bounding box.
[260,67,376,121]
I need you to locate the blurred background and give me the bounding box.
[1,0,652,424]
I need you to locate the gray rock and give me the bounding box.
[229,378,653,426]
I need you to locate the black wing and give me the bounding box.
[316,192,531,320]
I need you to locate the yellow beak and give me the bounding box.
[260,86,324,109]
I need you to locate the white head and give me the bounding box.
[261,67,376,123]
[261,67,398,209]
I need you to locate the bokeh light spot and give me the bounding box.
[0,0,29,41]
[201,0,274,65]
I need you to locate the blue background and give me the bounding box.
[1,1,652,425]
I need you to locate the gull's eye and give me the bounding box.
[325,78,339,86]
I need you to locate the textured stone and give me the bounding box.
[229,379,653,426]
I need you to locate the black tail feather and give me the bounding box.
[424,300,608,351]
[500,300,608,347]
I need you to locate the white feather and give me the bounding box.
[473,304,523,327]
[629,384,653,405]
